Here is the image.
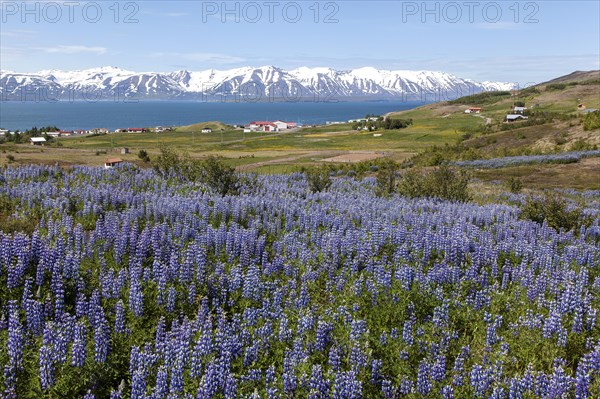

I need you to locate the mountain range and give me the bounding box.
[0,66,515,101]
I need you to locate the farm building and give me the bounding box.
[506,114,528,122]
[248,121,278,132]
[464,107,482,114]
[30,137,47,145]
[104,158,123,169]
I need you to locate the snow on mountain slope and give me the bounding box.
[1,66,516,101]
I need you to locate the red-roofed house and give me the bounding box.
[104,158,123,169]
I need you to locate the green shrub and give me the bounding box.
[305,167,331,193]
[375,159,398,197]
[545,83,566,91]
[153,147,239,195]
[398,165,471,202]
[570,139,597,151]
[447,91,511,105]
[520,192,590,232]
[154,146,182,177]
[582,110,600,131]
[197,156,239,196]
[138,149,150,162]
[506,177,523,193]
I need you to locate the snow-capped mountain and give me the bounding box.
[0,66,515,101]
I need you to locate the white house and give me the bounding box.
[248,121,278,132]
[0,129,8,136]
[201,128,213,133]
[46,131,61,138]
[273,121,289,130]
[104,158,123,169]
[30,137,47,145]
[513,106,527,114]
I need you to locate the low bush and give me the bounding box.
[138,149,150,162]
[375,159,398,197]
[506,177,523,193]
[305,166,331,193]
[398,165,471,202]
[153,147,239,196]
[520,192,590,232]
[198,155,240,196]
[582,110,600,131]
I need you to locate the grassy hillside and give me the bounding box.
[1,71,598,189]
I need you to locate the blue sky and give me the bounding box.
[1,0,598,83]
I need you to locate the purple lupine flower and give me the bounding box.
[381,380,396,399]
[283,354,297,395]
[441,385,454,399]
[153,365,168,399]
[349,319,367,341]
[7,301,24,371]
[309,365,330,399]
[224,373,237,399]
[417,360,432,396]
[114,300,126,334]
[94,319,109,363]
[129,279,144,317]
[485,313,503,346]
[3,365,17,399]
[349,343,367,371]
[402,319,414,346]
[71,321,87,367]
[370,359,382,385]
[169,362,184,394]
[167,286,176,313]
[278,315,292,343]
[39,345,55,390]
[110,387,123,399]
[470,364,491,397]
[332,370,362,399]
[508,377,524,399]
[130,369,147,399]
[266,365,276,386]
[432,354,446,382]
[398,377,413,395]
[548,359,573,398]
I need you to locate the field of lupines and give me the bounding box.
[452,150,600,169]
[0,164,599,399]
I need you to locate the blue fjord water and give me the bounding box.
[0,100,426,131]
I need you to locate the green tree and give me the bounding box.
[198,156,239,196]
[305,167,331,193]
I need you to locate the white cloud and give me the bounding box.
[152,52,245,64]
[0,29,37,38]
[164,12,189,17]
[35,45,107,55]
